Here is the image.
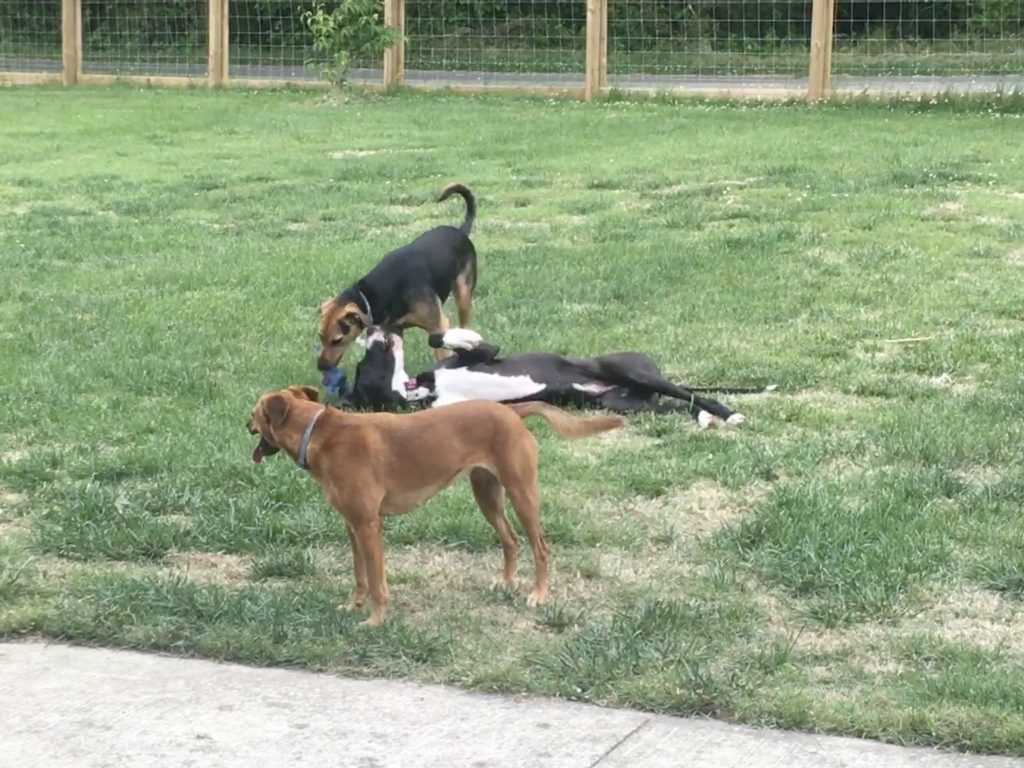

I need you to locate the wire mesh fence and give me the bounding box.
[0,0,62,73]
[81,0,208,77]
[831,0,1024,76]
[607,0,812,87]
[2,0,1023,95]
[227,1,381,82]
[405,0,586,87]
[229,0,317,80]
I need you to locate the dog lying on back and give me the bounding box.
[317,183,477,372]
[345,328,757,428]
[248,385,622,625]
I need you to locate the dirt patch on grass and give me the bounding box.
[795,585,1024,663]
[0,490,28,539]
[0,491,26,510]
[653,177,764,198]
[975,215,1011,227]
[778,389,879,412]
[954,465,1005,490]
[586,480,767,540]
[385,545,503,596]
[165,551,250,585]
[561,424,659,465]
[925,587,1024,650]
[486,219,553,236]
[382,204,422,217]
[663,480,748,536]
[328,148,432,159]
[0,450,29,463]
[1007,248,1024,265]
[923,201,963,220]
[901,372,977,396]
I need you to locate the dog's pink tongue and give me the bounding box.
[251,445,263,464]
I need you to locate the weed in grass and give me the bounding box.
[534,602,582,633]
[0,547,34,603]
[249,546,317,581]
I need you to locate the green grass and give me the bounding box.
[2,86,1024,755]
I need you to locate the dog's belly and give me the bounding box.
[572,381,615,395]
[378,464,490,516]
[432,368,546,407]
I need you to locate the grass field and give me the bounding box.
[2,86,1024,755]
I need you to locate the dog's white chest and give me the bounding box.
[432,368,546,407]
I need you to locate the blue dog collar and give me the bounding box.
[297,408,326,471]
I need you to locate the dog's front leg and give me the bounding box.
[343,523,369,612]
[350,517,389,626]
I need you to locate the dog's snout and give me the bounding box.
[316,355,333,372]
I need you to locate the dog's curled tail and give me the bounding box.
[507,402,623,440]
[437,182,476,236]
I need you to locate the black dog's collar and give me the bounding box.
[297,408,326,470]
[356,290,374,327]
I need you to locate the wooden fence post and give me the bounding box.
[585,0,608,100]
[61,0,81,85]
[383,0,405,88]
[209,0,229,86]
[807,0,835,102]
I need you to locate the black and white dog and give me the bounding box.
[344,328,761,428]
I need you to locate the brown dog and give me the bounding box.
[317,183,477,371]
[247,386,622,626]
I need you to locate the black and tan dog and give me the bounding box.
[317,183,477,371]
[248,385,621,626]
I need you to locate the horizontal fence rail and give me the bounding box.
[0,0,1021,99]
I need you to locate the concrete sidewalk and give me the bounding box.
[1,642,1020,768]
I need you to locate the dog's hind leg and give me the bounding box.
[498,449,549,608]
[452,261,475,329]
[401,296,453,361]
[431,305,452,361]
[619,362,739,424]
[598,388,717,429]
[470,467,519,590]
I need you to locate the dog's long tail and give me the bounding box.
[690,384,779,395]
[437,183,476,235]
[507,402,623,439]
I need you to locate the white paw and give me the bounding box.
[405,386,432,402]
[442,328,484,350]
[697,411,714,429]
[764,384,779,392]
[726,413,746,426]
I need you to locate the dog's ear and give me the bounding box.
[287,385,320,402]
[319,299,334,318]
[342,309,365,327]
[263,394,290,427]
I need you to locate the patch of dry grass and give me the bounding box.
[165,551,251,585]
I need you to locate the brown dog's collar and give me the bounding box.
[297,408,327,471]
